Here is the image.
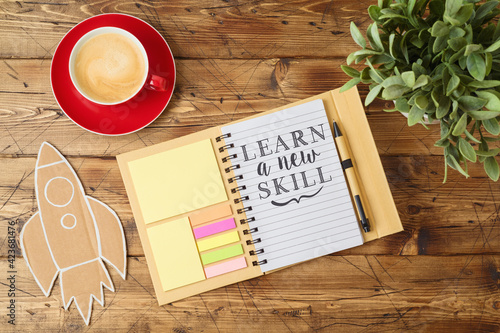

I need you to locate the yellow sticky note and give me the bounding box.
[197,230,240,252]
[147,217,206,291]
[128,139,228,224]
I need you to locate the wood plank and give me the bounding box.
[0,58,448,157]
[0,0,372,59]
[3,254,500,331]
[1,156,499,259]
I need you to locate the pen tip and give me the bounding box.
[333,121,342,137]
[363,225,370,233]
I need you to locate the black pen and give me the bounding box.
[332,121,370,233]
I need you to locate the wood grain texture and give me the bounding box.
[1,0,500,331]
[2,255,500,332]
[0,58,447,157]
[0,0,371,59]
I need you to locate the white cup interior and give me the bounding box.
[68,27,149,105]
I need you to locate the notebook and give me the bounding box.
[117,87,403,304]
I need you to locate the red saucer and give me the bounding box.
[51,14,176,136]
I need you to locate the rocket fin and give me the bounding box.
[87,196,127,279]
[60,258,114,325]
[20,211,59,296]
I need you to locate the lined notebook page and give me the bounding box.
[221,99,363,272]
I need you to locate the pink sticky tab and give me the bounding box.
[204,256,247,278]
[193,217,236,239]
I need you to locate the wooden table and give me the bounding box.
[1,1,499,332]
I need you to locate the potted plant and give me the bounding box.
[341,0,500,181]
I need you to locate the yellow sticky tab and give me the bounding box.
[147,217,206,291]
[128,139,228,224]
[197,230,240,252]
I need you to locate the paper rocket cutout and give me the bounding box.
[20,142,127,325]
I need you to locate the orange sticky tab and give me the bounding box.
[189,204,232,227]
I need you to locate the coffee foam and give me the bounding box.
[74,33,146,103]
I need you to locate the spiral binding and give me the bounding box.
[217,132,267,267]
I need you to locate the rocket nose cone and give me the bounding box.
[36,142,64,168]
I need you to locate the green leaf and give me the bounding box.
[412,63,427,77]
[368,5,382,21]
[436,95,451,119]
[458,96,487,112]
[382,85,407,99]
[365,85,383,106]
[415,95,429,110]
[401,71,415,88]
[484,39,500,53]
[449,26,465,38]
[475,90,500,111]
[450,100,459,119]
[452,113,468,136]
[483,118,500,135]
[446,75,460,96]
[449,47,465,65]
[350,22,366,49]
[445,3,473,26]
[433,35,448,53]
[445,0,461,17]
[464,129,482,144]
[458,138,477,162]
[352,49,381,57]
[486,52,493,76]
[395,98,410,113]
[446,154,470,178]
[413,74,429,90]
[340,78,361,93]
[379,12,407,20]
[484,156,500,181]
[346,53,356,65]
[476,148,500,157]
[341,65,360,78]
[467,53,486,81]
[382,75,405,88]
[468,80,500,89]
[431,20,449,37]
[464,44,482,56]
[468,110,500,120]
[368,69,384,83]
[388,33,396,58]
[448,37,467,51]
[368,23,384,51]
[474,1,500,25]
[408,105,425,126]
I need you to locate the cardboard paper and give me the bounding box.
[147,217,206,291]
[20,142,127,325]
[127,139,228,224]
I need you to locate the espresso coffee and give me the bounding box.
[73,33,146,104]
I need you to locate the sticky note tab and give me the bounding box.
[204,257,248,278]
[201,244,244,265]
[193,218,236,239]
[197,230,240,252]
[189,204,232,227]
[128,139,228,224]
[147,217,206,291]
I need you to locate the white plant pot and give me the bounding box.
[400,112,440,125]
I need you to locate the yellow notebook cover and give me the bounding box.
[116,87,403,305]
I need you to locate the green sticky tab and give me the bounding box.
[201,244,244,265]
